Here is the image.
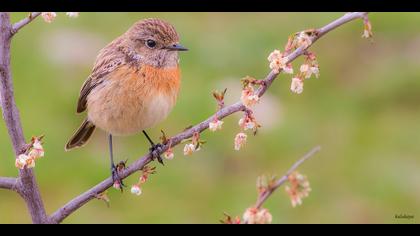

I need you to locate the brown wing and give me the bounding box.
[77,77,103,113]
[76,37,127,113]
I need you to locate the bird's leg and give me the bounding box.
[109,134,124,191]
[142,130,164,165]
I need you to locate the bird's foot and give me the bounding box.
[149,143,164,166]
[111,163,126,192]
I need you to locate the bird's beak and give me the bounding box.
[166,43,188,51]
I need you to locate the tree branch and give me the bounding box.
[256,12,368,97]
[254,146,321,209]
[0,12,49,224]
[49,12,368,223]
[49,102,245,223]
[11,12,41,36]
[0,177,19,191]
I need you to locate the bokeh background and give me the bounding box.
[0,12,419,223]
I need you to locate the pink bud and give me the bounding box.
[164,149,174,160]
[112,181,121,190]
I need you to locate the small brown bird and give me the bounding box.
[65,18,187,187]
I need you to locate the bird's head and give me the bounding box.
[125,18,188,67]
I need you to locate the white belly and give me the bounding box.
[87,81,177,136]
[140,93,174,130]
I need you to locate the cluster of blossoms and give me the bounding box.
[234,110,261,150]
[290,52,320,94]
[267,50,293,74]
[269,20,372,96]
[238,110,260,135]
[295,30,314,49]
[267,29,322,95]
[256,174,277,195]
[240,76,263,108]
[235,77,264,150]
[15,136,45,169]
[300,52,320,79]
[240,84,259,108]
[285,171,311,207]
[221,170,311,223]
[130,166,156,196]
[285,29,318,53]
[40,12,79,23]
[242,207,273,224]
[183,132,204,156]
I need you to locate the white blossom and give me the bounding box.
[234,133,248,151]
[130,185,142,196]
[290,77,304,94]
[183,143,196,156]
[209,119,224,132]
[41,12,57,23]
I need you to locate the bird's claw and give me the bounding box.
[111,164,125,192]
[149,143,164,166]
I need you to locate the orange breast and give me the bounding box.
[135,64,181,102]
[109,64,181,105]
[87,64,181,135]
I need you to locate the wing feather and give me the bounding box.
[76,37,126,113]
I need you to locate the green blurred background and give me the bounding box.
[0,12,419,223]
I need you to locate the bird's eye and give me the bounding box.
[146,39,156,49]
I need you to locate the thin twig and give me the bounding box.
[255,146,321,209]
[11,12,41,36]
[0,177,19,191]
[49,12,368,224]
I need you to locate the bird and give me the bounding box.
[65,18,188,189]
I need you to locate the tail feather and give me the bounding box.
[65,119,96,151]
